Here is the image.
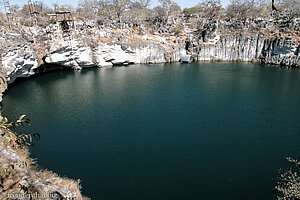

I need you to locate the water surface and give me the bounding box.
[3,63,300,200]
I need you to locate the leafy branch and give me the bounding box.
[276,157,300,199]
[0,115,40,148]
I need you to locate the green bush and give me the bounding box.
[171,24,184,35]
[210,57,223,62]
[48,17,57,24]
[233,58,243,63]
[250,58,257,63]
[0,114,40,148]
[182,7,198,17]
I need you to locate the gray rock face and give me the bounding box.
[197,34,263,61]
[261,37,300,66]
[2,45,38,84]
[0,17,299,87]
[0,26,39,84]
[0,17,299,199]
[196,32,299,66]
[0,24,186,85]
[187,19,299,66]
[44,32,185,68]
[0,131,87,199]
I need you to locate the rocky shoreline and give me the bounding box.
[1,15,299,86]
[0,15,299,198]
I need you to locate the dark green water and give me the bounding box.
[2,63,300,200]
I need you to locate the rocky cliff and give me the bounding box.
[0,15,299,199]
[187,17,300,65]
[0,128,87,199]
[1,16,299,85]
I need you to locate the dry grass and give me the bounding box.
[276,158,300,199]
[0,71,7,101]
[34,44,49,66]
[0,128,88,199]
[265,29,300,43]
[98,35,113,45]
[82,36,99,49]
[126,33,150,48]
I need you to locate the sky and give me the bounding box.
[1,0,231,12]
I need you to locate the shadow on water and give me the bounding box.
[2,62,300,200]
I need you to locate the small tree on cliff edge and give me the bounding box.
[152,0,180,25]
[113,0,130,22]
[201,0,223,19]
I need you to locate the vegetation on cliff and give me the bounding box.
[0,114,87,199]
[0,0,299,199]
[0,0,299,33]
[0,0,299,68]
[0,77,86,199]
[276,158,300,199]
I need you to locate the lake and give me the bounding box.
[2,63,300,200]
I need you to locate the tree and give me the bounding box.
[112,0,130,22]
[200,0,223,19]
[280,0,300,17]
[78,0,98,13]
[182,6,199,20]
[226,0,256,19]
[53,2,59,11]
[96,1,116,20]
[10,4,20,16]
[271,0,277,11]
[126,0,152,26]
[59,4,74,12]
[130,0,151,8]
[152,0,180,24]
[0,114,40,148]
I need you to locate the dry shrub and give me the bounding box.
[0,128,88,199]
[83,37,99,49]
[34,44,48,65]
[98,35,113,45]
[276,157,300,199]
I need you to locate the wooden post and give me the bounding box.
[3,0,12,27]
[28,0,39,25]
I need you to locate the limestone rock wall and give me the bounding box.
[0,128,87,199]
[197,34,264,61]
[0,17,299,87]
[261,37,300,66]
[0,27,39,84]
[196,33,299,66]
[0,17,299,199]
[193,19,299,66]
[44,24,185,69]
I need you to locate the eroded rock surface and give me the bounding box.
[1,16,299,86]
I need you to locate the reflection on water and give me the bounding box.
[3,63,300,200]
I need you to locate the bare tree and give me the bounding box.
[53,3,59,11]
[200,0,223,19]
[112,0,130,22]
[271,0,277,11]
[78,0,99,13]
[130,0,151,8]
[182,6,200,20]
[227,0,256,18]
[152,0,180,24]
[10,4,20,16]
[280,0,300,17]
[125,0,152,25]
